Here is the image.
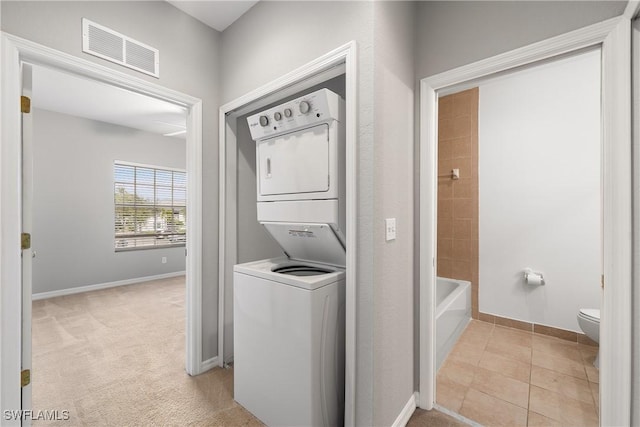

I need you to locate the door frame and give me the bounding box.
[418,16,632,426]
[218,41,357,426]
[0,32,205,419]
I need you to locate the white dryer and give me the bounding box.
[234,258,345,427]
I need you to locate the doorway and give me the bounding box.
[418,17,632,427]
[0,33,205,418]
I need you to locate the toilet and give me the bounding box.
[577,308,600,368]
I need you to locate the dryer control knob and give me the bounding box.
[274,112,283,121]
[299,101,311,114]
[259,116,269,127]
[284,108,293,118]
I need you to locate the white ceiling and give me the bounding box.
[167,1,259,32]
[32,65,187,139]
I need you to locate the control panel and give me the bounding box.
[247,88,343,141]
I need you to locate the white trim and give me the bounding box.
[218,41,357,427]
[0,32,205,418]
[418,17,632,427]
[624,1,640,20]
[200,356,219,373]
[390,392,417,427]
[32,271,186,301]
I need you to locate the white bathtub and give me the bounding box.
[436,277,471,370]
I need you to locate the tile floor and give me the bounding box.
[436,320,599,426]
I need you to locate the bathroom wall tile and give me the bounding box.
[451,136,472,159]
[531,349,587,381]
[528,385,598,426]
[453,91,473,117]
[439,358,477,387]
[437,259,454,279]
[532,335,582,363]
[452,239,473,261]
[453,199,473,220]
[533,324,577,343]
[438,238,454,260]
[450,115,471,140]
[530,365,593,404]
[459,388,527,427]
[438,139,455,161]
[453,179,474,199]
[439,118,455,141]
[438,96,454,119]
[577,333,598,347]
[471,285,479,319]
[451,260,472,282]
[452,219,472,240]
[438,180,454,200]
[435,375,468,413]
[438,199,453,221]
[437,219,454,240]
[527,411,562,427]
[471,367,530,408]
[453,157,473,180]
[478,350,531,383]
[478,312,495,324]
[492,325,533,348]
[493,315,533,333]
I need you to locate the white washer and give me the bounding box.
[234,257,345,427]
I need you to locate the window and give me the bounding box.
[114,162,186,251]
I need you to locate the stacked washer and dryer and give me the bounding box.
[233,89,346,427]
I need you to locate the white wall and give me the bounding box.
[32,109,186,294]
[478,49,601,332]
[1,0,221,360]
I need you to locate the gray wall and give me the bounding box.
[221,2,378,424]
[371,2,416,425]
[32,108,186,294]
[1,0,221,360]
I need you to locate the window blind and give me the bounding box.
[114,162,186,251]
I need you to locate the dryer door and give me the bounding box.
[257,124,329,197]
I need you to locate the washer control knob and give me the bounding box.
[259,116,269,127]
[299,101,311,114]
[284,108,293,118]
[274,112,283,121]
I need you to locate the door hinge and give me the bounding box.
[601,274,604,288]
[21,96,31,114]
[21,369,30,387]
[21,232,31,250]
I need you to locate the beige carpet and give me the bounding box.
[32,276,261,426]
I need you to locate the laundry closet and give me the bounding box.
[228,75,347,427]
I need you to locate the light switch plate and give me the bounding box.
[385,218,397,241]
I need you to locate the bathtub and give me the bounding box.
[436,277,471,371]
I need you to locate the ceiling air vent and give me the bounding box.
[82,18,159,78]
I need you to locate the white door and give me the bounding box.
[21,63,34,425]
[257,124,330,196]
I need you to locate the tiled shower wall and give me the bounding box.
[437,88,479,318]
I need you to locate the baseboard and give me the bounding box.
[391,392,417,427]
[32,271,186,301]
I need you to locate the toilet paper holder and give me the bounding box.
[524,268,545,285]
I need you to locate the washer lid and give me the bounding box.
[262,222,345,268]
[579,308,600,321]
